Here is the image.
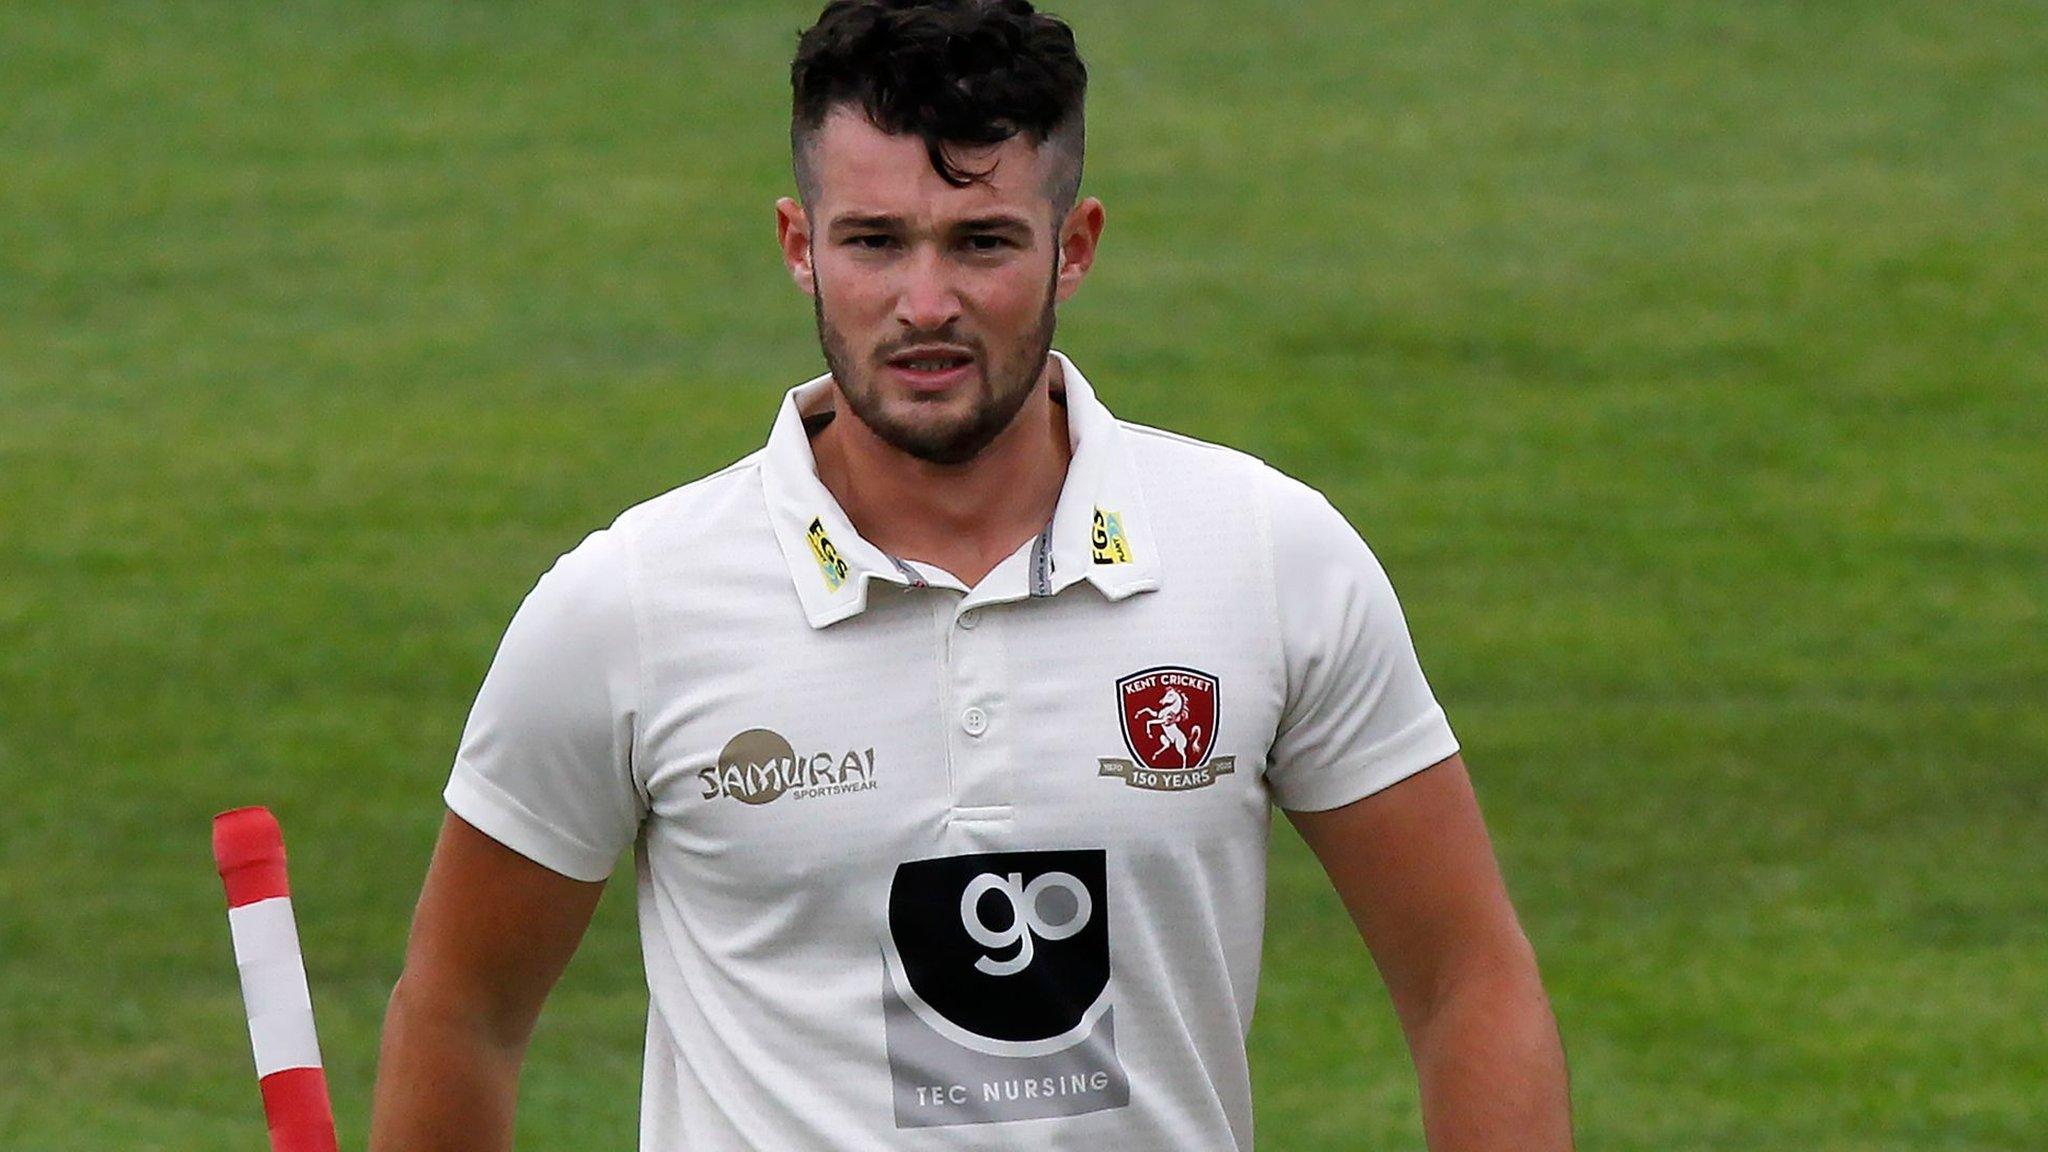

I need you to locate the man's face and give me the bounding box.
[777,108,1099,466]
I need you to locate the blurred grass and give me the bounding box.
[2,1,2043,1148]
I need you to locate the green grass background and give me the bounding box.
[3,1,2043,1148]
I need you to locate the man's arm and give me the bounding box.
[1287,753,1572,1152]
[368,812,607,1152]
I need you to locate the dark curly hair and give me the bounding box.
[791,0,1088,215]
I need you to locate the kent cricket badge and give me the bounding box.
[1098,666,1236,792]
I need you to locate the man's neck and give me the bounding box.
[811,357,1073,589]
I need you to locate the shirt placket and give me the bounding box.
[940,594,1013,822]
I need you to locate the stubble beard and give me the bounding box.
[813,274,1059,467]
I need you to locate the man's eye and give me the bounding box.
[848,235,896,250]
[965,235,1012,252]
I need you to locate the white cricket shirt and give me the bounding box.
[444,351,1458,1150]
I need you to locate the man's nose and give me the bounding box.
[894,249,962,332]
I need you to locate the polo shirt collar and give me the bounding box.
[759,350,1161,628]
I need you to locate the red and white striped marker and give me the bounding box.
[213,807,340,1152]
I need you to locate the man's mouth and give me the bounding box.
[883,346,977,390]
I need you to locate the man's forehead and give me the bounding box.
[807,107,1051,220]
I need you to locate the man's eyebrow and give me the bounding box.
[827,213,905,233]
[824,213,1036,235]
[950,214,1034,234]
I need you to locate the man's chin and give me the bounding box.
[832,353,1044,466]
[872,419,1002,467]
[840,392,989,462]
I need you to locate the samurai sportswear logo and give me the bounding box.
[883,850,1127,1128]
[699,728,876,805]
[1098,666,1237,792]
[807,516,849,591]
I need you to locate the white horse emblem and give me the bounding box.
[1107,668,1234,791]
[1135,686,1205,768]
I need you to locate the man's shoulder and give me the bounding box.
[1116,418,1328,522]
[606,449,771,544]
[521,453,770,609]
[1113,417,1386,585]
[1116,417,1269,488]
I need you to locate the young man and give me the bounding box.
[369,2,1572,1149]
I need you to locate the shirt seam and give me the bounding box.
[1253,467,1295,747]
[447,760,613,880]
[618,520,653,813]
[1116,419,1245,456]
[1276,707,1459,813]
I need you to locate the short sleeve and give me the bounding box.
[1262,472,1459,811]
[443,528,645,881]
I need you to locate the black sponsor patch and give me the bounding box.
[888,850,1108,1044]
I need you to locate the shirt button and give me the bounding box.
[961,707,989,736]
[958,610,981,630]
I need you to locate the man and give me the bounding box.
[369,2,1572,1149]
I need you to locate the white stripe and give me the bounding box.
[239,955,314,1020]
[247,1008,324,1077]
[225,896,324,1076]
[228,897,303,966]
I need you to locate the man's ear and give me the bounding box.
[1053,197,1106,304]
[776,197,816,296]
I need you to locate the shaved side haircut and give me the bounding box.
[790,0,1088,217]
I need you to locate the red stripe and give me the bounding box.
[258,1066,338,1152]
[214,807,292,907]
[222,859,292,906]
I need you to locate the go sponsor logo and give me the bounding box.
[882,849,1127,1127]
[960,869,1094,976]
